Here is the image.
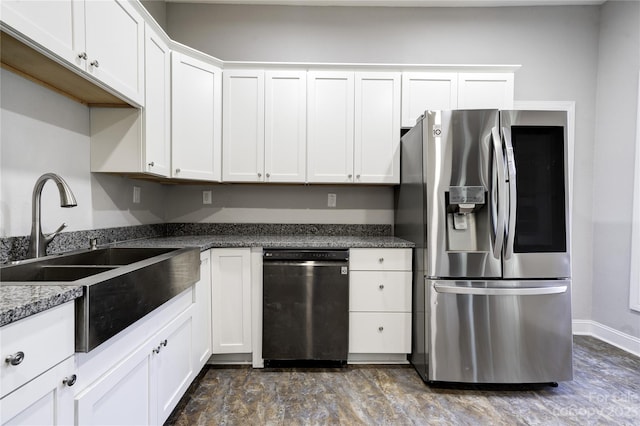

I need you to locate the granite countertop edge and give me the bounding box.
[1,235,414,327]
[0,285,83,327]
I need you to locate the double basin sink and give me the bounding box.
[1,246,201,352]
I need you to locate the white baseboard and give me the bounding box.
[573,319,640,357]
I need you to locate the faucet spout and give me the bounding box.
[28,173,78,258]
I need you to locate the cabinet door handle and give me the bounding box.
[5,351,25,366]
[77,52,87,60]
[257,172,262,178]
[356,174,361,179]
[378,257,384,263]
[378,326,384,332]
[148,161,155,167]
[348,174,353,179]
[161,339,168,347]
[266,173,270,178]
[379,284,384,290]
[175,168,181,174]
[153,346,161,354]
[90,59,100,68]
[63,374,77,387]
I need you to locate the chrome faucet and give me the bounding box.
[27,173,78,258]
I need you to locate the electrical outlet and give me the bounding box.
[202,190,212,205]
[133,186,141,204]
[328,193,337,208]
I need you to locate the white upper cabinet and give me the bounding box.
[265,70,307,183]
[307,71,355,183]
[222,69,307,183]
[354,72,401,184]
[0,0,85,67]
[401,72,458,127]
[142,23,171,177]
[171,51,222,181]
[222,70,266,182]
[1,0,145,106]
[457,72,514,109]
[83,0,145,106]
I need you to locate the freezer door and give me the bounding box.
[428,279,573,384]
[500,110,571,279]
[425,110,503,278]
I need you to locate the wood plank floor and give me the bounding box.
[165,336,639,425]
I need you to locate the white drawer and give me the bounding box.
[349,248,411,271]
[350,271,411,312]
[1,302,75,398]
[348,312,411,354]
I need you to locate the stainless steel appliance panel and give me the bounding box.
[425,110,503,279]
[263,251,349,363]
[395,121,428,380]
[428,279,573,383]
[500,110,571,279]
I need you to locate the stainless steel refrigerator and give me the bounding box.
[395,109,573,384]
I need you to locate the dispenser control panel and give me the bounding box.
[449,186,485,205]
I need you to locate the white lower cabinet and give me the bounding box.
[0,302,76,426]
[74,287,200,426]
[348,248,412,356]
[211,248,252,354]
[193,250,213,368]
[0,357,75,426]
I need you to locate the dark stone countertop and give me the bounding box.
[0,234,414,327]
[113,235,415,250]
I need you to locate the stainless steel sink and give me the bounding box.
[1,246,200,352]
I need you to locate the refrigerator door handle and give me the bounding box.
[502,126,517,260]
[434,283,568,296]
[491,127,507,259]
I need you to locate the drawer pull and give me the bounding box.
[5,351,24,366]
[378,326,384,332]
[63,374,77,387]
[379,284,385,290]
[378,257,384,263]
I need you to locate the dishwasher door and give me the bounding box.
[263,251,349,366]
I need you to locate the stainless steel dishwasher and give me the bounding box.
[262,249,349,367]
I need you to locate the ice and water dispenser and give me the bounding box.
[445,185,486,252]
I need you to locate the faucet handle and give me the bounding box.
[44,223,67,243]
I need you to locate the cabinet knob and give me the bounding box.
[148,161,155,167]
[257,173,262,178]
[5,351,24,366]
[378,326,384,332]
[175,168,181,174]
[379,284,384,290]
[266,173,270,178]
[378,257,384,263]
[356,174,361,179]
[161,339,168,347]
[63,374,77,387]
[90,59,100,68]
[348,174,353,179]
[77,52,87,60]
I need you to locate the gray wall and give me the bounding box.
[165,3,601,322]
[592,1,640,338]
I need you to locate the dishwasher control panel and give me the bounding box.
[263,249,349,261]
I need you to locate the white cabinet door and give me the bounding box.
[171,52,222,181]
[75,345,154,426]
[222,70,265,182]
[354,72,401,184]
[457,72,514,109]
[193,251,212,369]
[307,71,355,183]
[401,72,458,127]
[0,357,75,426]
[0,0,85,69]
[142,24,171,177]
[152,308,195,425]
[84,0,145,106]
[211,248,252,354]
[265,70,307,183]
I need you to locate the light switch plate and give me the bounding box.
[203,190,212,205]
[328,193,337,208]
[133,186,141,204]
